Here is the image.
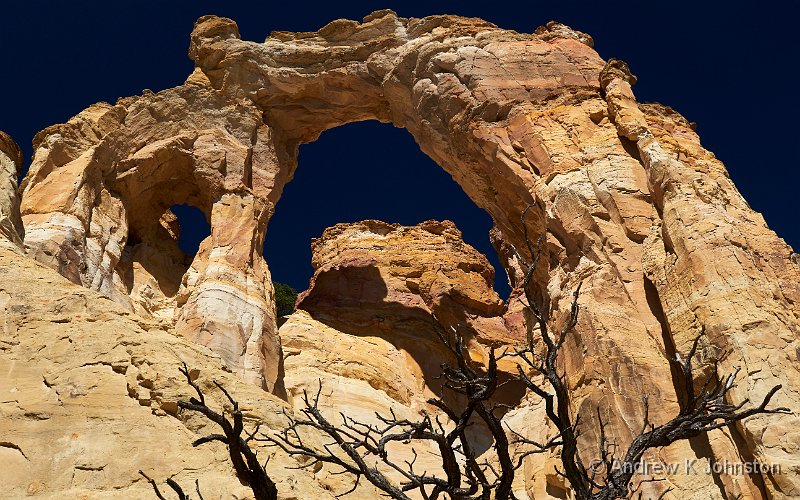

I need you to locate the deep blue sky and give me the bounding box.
[2,1,797,297]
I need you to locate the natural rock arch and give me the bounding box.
[16,11,800,498]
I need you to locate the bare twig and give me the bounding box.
[139,470,171,500]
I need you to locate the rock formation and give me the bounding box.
[0,241,390,499]
[20,90,283,391]
[281,220,525,491]
[296,220,508,345]
[282,219,523,409]
[2,9,799,500]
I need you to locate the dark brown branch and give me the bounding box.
[195,479,204,500]
[139,470,171,500]
[262,385,411,499]
[587,329,790,499]
[175,364,278,500]
[166,477,187,500]
[262,320,518,499]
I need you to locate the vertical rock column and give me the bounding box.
[174,193,280,391]
[19,104,129,293]
[0,131,24,251]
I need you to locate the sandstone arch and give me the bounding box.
[16,11,800,499]
[20,89,284,389]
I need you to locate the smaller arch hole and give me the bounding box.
[170,204,211,255]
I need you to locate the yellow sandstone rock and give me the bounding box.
[0,244,380,499]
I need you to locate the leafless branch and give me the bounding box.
[174,363,278,500]
[148,205,790,500]
[139,470,171,500]
[260,318,518,499]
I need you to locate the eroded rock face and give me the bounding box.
[602,59,800,497]
[297,220,508,345]
[0,244,388,499]
[285,219,520,404]
[10,10,800,499]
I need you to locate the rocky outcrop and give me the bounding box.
[19,90,283,390]
[284,219,519,404]
[0,131,24,250]
[602,59,800,497]
[297,220,508,344]
[0,244,389,499]
[8,10,800,499]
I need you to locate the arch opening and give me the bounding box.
[170,203,211,255]
[268,121,525,457]
[263,120,511,299]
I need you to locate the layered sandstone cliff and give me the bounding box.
[2,9,799,500]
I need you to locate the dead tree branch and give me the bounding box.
[138,470,192,500]
[171,364,277,500]
[261,321,517,499]
[141,365,275,499]
[148,204,789,500]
